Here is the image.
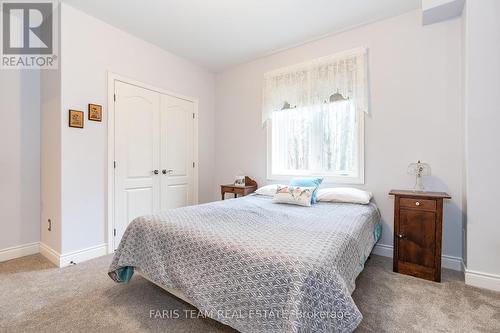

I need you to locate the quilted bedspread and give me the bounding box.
[109,194,381,333]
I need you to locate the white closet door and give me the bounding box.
[114,81,160,247]
[160,94,195,210]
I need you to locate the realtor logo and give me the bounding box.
[1,0,58,69]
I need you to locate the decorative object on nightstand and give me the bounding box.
[389,190,451,282]
[407,160,431,191]
[221,176,257,200]
[234,175,245,187]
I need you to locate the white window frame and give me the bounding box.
[266,110,365,184]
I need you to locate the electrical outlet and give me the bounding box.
[48,219,52,231]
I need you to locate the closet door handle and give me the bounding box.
[153,170,159,175]
[163,169,173,175]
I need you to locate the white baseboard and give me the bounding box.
[372,243,464,271]
[371,243,393,258]
[40,242,107,267]
[59,244,107,267]
[465,269,500,292]
[0,242,40,262]
[39,242,61,266]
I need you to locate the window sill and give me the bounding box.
[266,173,365,185]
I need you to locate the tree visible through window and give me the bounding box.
[263,48,367,183]
[271,100,359,179]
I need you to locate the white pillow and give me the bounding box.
[316,187,372,204]
[255,184,284,196]
[272,185,315,207]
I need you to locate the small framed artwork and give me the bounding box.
[88,103,102,122]
[69,110,84,128]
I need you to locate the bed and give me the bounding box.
[109,194,381,333]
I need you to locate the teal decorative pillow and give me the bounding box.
[289,177,323,204]
[272,186,315,207]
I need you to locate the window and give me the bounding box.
[268,100,364,183]
[263,48,368,183]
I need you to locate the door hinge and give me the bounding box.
[113,228,116,237]
[114,161,116,169]
[114,94,116,102]
[192,113,195,119]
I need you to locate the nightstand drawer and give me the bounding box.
[222,187,235,193]
[400,198,436,211]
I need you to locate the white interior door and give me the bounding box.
[160,94,195,210]
[114,81,160,248]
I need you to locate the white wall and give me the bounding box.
[0,70,41,254]
[215,10,464,260]
[464,0,500,287]
[57,4,216,254]
[40,67,62,254]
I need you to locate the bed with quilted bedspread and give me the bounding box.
[109,194,381,333]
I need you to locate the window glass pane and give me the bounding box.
[319,101,357,174]
[272,108,312,173]
[271,101,358,177]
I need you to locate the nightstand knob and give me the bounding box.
[398,234,405,239]
[415,201,420,206]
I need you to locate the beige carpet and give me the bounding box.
[0,253,499,333]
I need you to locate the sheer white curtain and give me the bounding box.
[271,106,312,172]
[265,48,367,177]
[262,47,368,125]
[271,101,357,175]
[318,101,357,174]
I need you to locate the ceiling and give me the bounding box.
[62,0,421,72]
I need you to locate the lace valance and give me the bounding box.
[262,47,368,124]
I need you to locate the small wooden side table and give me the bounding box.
[389,189,451,282]
[221,176,257,200]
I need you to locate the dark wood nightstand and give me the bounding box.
[389,190,451,282]
[221,176,257,200]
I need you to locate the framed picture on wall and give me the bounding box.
[88,103,102,122]
[69,110,84,128]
